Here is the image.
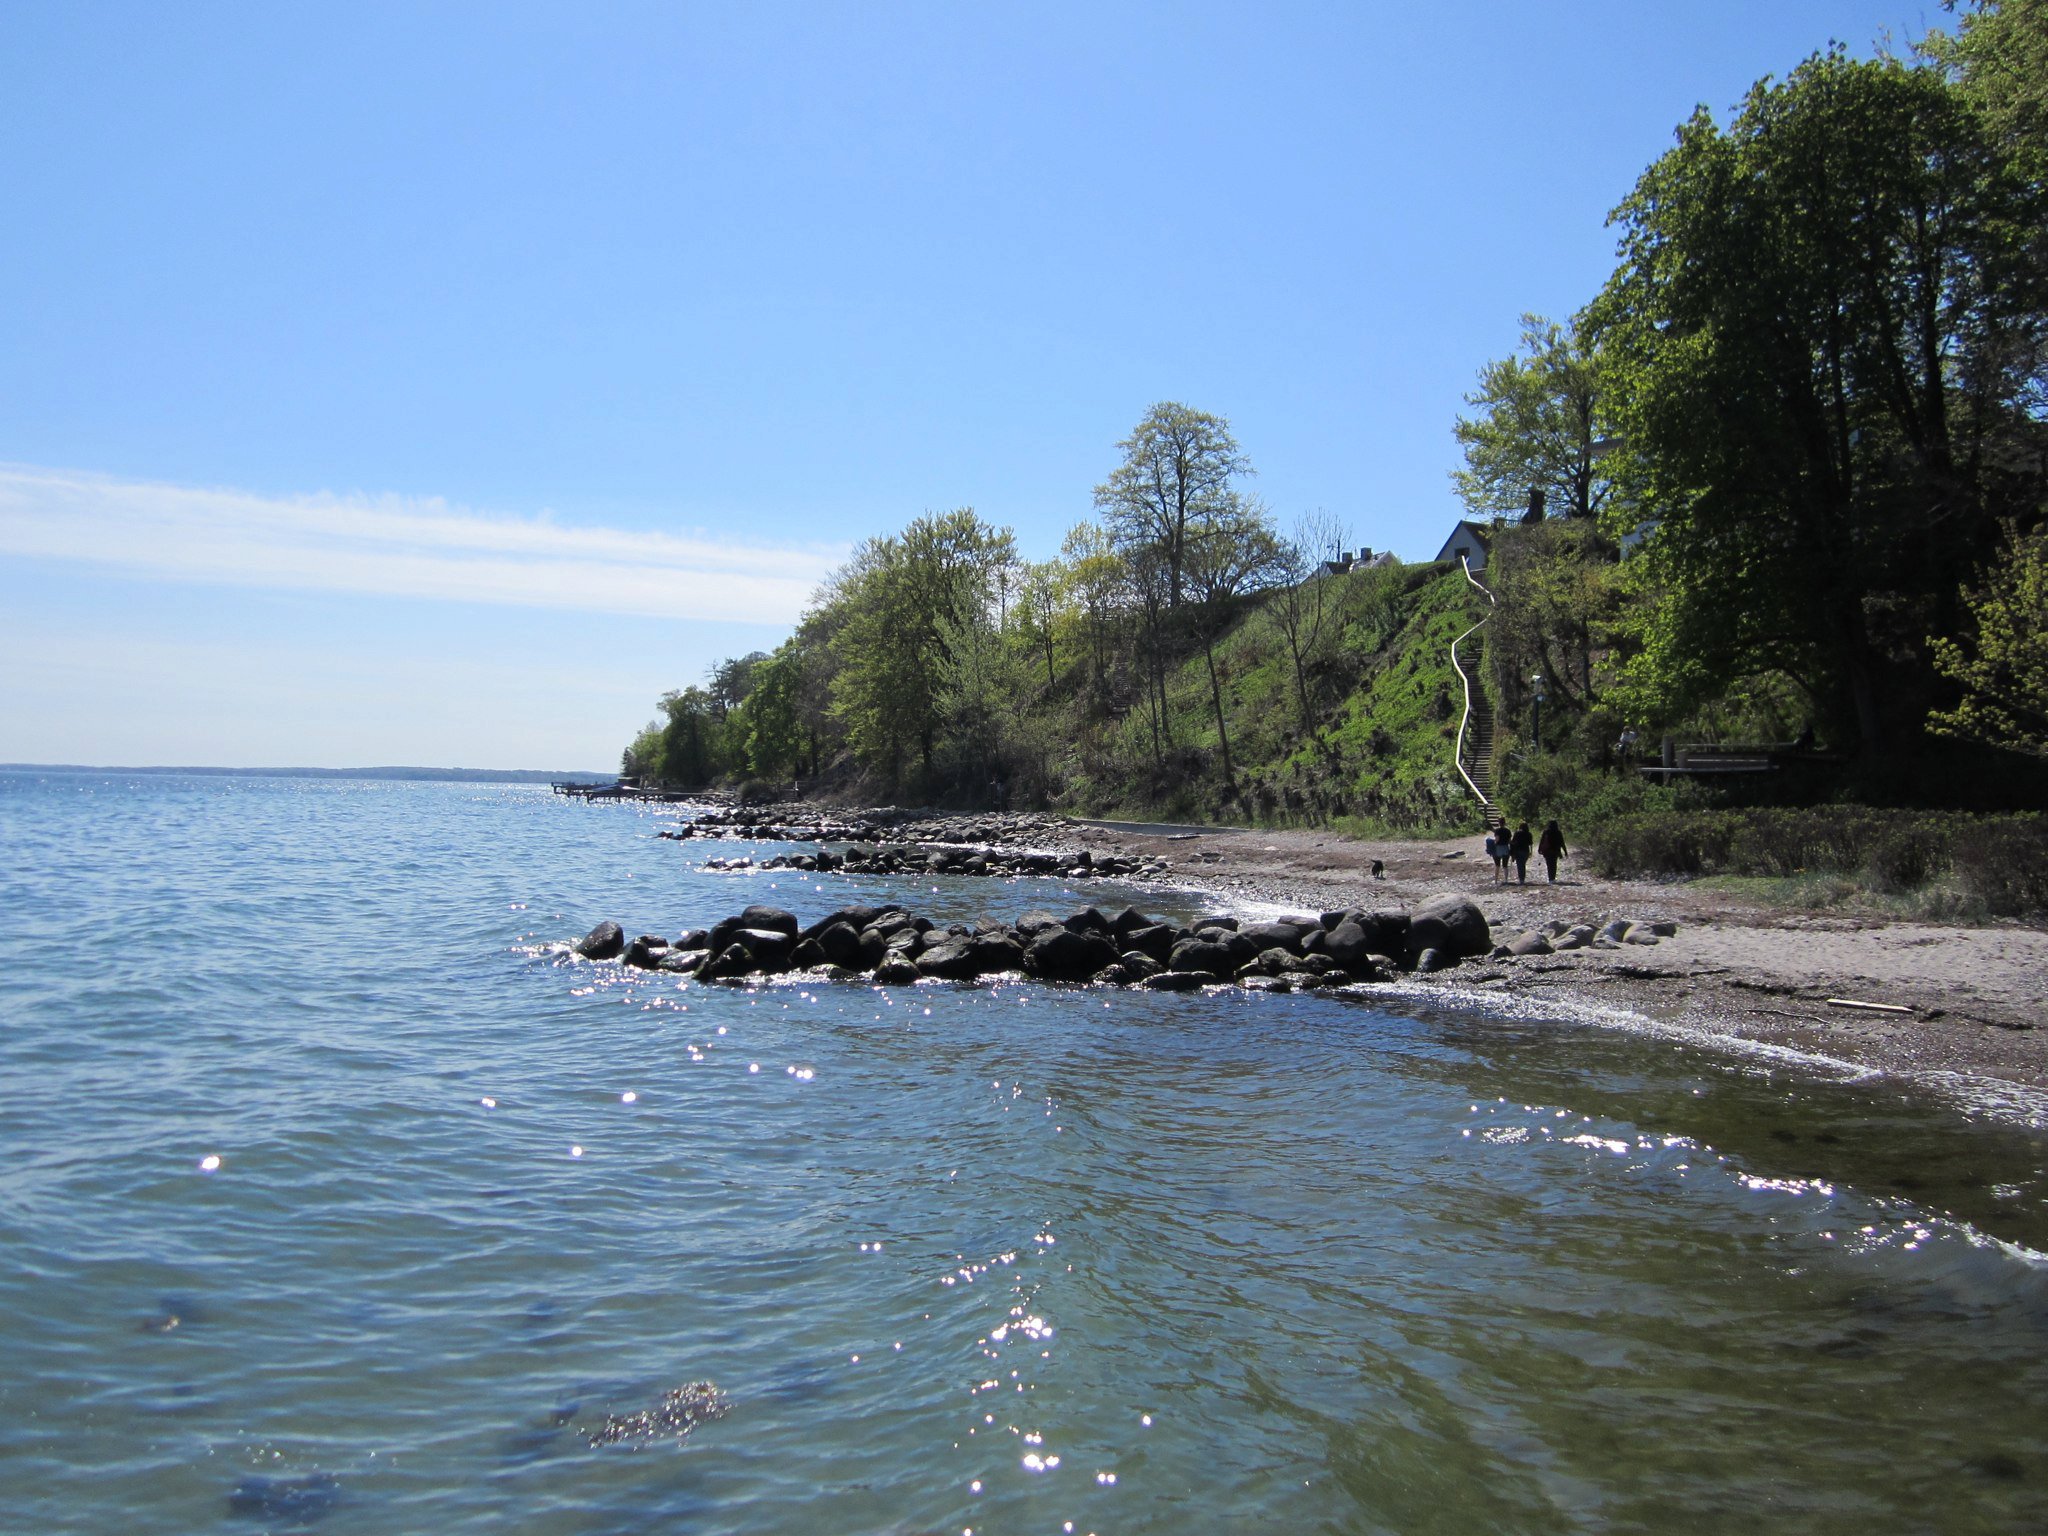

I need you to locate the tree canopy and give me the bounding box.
[1590,46,2048,753]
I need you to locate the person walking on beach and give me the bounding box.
[1509,822,1533,884]
[1536,819,1567,882]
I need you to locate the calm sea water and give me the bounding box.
[2,772,2046,1535]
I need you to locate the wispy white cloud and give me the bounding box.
[0,463,844,623]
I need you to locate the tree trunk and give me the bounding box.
[1203,636,1235,794]
[1287,636,1311,727]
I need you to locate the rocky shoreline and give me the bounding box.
[604,796,2048,1105]
[661,805,1167,881]
[564,894,1682,994]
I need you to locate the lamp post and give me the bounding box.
[1531,674,1547,753]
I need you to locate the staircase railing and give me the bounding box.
[1450,555,1500,821]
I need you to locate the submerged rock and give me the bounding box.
[586,1382,729,1448]
[227,1472,342,1525]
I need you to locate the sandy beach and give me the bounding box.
[1060,818,2048,1104]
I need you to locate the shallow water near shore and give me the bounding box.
[3,771,2047,1534]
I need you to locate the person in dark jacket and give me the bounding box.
[1509,822,1533,884]
[1536,820,1567,882]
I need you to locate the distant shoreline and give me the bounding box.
[0,764,612,785]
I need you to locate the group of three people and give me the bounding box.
[1485,819,1567,884]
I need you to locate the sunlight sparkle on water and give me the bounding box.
[197,1154,221,1172]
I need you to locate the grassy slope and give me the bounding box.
[1072,563,1490,831]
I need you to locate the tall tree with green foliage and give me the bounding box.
[1926,0,2048,169]
[744,634,834,781]
[826,509,1016,782]
[1453,315,1617,523]
[1094,402,1252,609]
[1591,48,2048,754]
[1930,521,2048,755]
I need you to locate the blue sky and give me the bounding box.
[1,0,1939,769]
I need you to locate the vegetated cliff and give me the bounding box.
[1056,562,1486,832]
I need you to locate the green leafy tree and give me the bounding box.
[1925,0,2048,169]
[1016,559,1067,691]
[827,509,1017,782]
[744,635,833,780]
[1453,315,1617,523]
[1060,522,1127,700]
[655,685,727,786]
[1094,402,1252,609]
[1590,48,2048,754]
[707,651,769,719]
[1930,521,2048,756]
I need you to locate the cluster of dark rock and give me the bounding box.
[569,894,1494,990]
[701,843,1166,880]
[658,812,884,843]
[585,1382,729,1448]
[658,806,1166,881]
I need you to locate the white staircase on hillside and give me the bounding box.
[1451,555,1504,830]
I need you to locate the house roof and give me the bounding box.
[1432,520,1493,564]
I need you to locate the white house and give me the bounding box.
[1432,519,1492,573]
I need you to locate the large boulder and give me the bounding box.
[1022,927,1119,981]
[1343,910,1411,957]
[622,934,671,969]
[739,904,800,937]
[964,932,1026,974]
[1014,910,1065,937]
[1141,969,1209,991]
[1168,938,1244,978]
[1117,950,1163,980]
[1062,906,1115,937]
[1109,905,1156,940]
[731,927,796,971]
[1506,930,1554,957]
[801,905,891,942]
[1408,895,1490,961]
[1122,923,1183,964]
[574,920,625,960]
[915,940,981,980]
[874,953,922,985]
[1250,947,1312,977]
[1239,920,1307,955]
[814,921,865,969]
[1323,920,1377,972]
[696,942,756,982]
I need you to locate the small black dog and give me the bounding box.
[1370,859,1386,880]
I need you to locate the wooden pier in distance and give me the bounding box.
[551,777,699,803]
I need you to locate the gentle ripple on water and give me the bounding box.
[2,771,2046,1534]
